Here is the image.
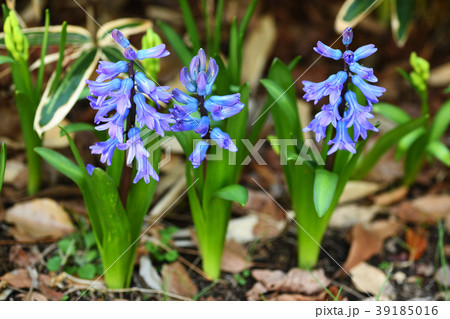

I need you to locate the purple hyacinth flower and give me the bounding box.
[342,27,353,46]
[95,60,128,82]
[179,49,218,97]
[210,127,238,152]
[205,58,218,96]
[313,41,343,60]
[90,138,119,166]
[195,116,210,137]
[343,50,355,66]
[173,88,199,106]
[327,120,356,155]
[109,78,133,115]
[86,164,95,176]
[354,44,377,61]
[86,78,121,97]
[349,63,378,82]
[135,72,173,106]
[171,116,199,132]
[204,93,244,121]
[352,75,386,105]
[124,47,137,60]
[189,140,209,169]
[134,93,174,137]
[136,44,170,60]
[170,104,198,120]
[95,110,128,143]
[344,91,379,140]
[112,29,130,49]
[196,71,207,96]
[302,97,342,143]
[302,71,347,105]
[180,67,197,93]
[117,127,159,183]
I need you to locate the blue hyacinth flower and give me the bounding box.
[302,27,385,155]
[170,49,244,168]
[86,28,172,183]
[189,141,209,169]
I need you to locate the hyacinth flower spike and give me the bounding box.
[302,27,385,154]
[171,49,242,168]
[86,29,174,183]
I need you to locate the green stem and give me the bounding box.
[15,92,41,195]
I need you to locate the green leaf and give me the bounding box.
[335,0,381,31]
[353,116,428,179]
[58,238,76,256]
[429,100,450,142]
[157,20,193,67]
[46,256,62,272]
[164,250,179,263]
[61,122,95,135]
[0,25,92,46]
[213,184,248,206]
[101,45,125,63]
[0,55,14,64]
[49,21,67,94]
[427,140,450,166]
[228,18,240,85]
[238,0,258,47]
[212,0,224,55]
[77,264,97,280]
[391,0,415,47]
[85,250,99,263]
[313,169,339,218]
[0,142,6,192]
[403,134,427,186]
[260,78,299,141]
[179,0,201,51]
[84,232,96,249]
[36,9,50,97]
[34,147,83,185]
[34,48,100,136]
[395,127,426,160]
[372,102,412,125]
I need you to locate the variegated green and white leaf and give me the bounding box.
[0,24,92,47]
[390,0,414,47]
[335,0,383,33]
[101,45,126,62]
[97,18,152,47]
[34,48,100,136]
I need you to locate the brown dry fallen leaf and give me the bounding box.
[161,261,198,299]
[340,220,401,273]
[405,228,428,261]
[251,268,330,295]
[350,262,395,299]
[9,245,39,267]
[0,269,32,288]
[339,181,385,204]
[246,282,268,301]
[221,240,251,273]
[394,194,450,224]
[5,198,75,241]
[373,186,409,206]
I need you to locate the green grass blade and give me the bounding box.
[179,0,201,51]
[49,21,67,94]
[35,9,50,99]
[212,0,224,55]
[157,20,193,67]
